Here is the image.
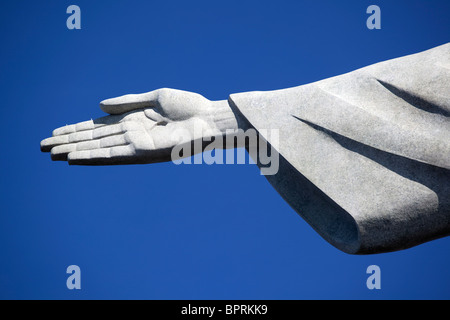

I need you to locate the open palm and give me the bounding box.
[40,88,235,165]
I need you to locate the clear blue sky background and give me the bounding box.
[0,0,449,299]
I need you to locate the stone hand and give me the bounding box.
[40,88,238,165]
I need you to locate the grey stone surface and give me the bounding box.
[229,43,450,254]
[41,43,450,254]
[40,89,238,165]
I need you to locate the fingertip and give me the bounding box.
[100,99,122,115]
[67,150,91,165]
[99,91,159,115]
[53,124,76,136]
[50,151,68,161]
[40,138,50,152]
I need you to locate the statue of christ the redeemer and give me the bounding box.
[41,43,450,255]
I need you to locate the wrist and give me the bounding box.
[211,100,239,134]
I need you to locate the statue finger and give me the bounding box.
[99,90,160,115]
[41,121,127,152]
[67,145,136,165]
[52,119,102,136]
[49,134,129,161]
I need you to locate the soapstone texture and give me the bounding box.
[229,43,450,254]
[41,43,450,254]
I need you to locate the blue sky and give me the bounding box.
[0,0,449,299]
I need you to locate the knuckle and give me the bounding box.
[156,88,172,103]
[124,132,133,143]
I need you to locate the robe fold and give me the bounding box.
[228,43,450,254]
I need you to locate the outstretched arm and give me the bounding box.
[40,88,239,165]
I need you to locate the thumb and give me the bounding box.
[100,90,160,115]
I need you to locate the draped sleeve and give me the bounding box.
[228,43,450,254]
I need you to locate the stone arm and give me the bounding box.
[40,89,240,165]
[40,43,450,255]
